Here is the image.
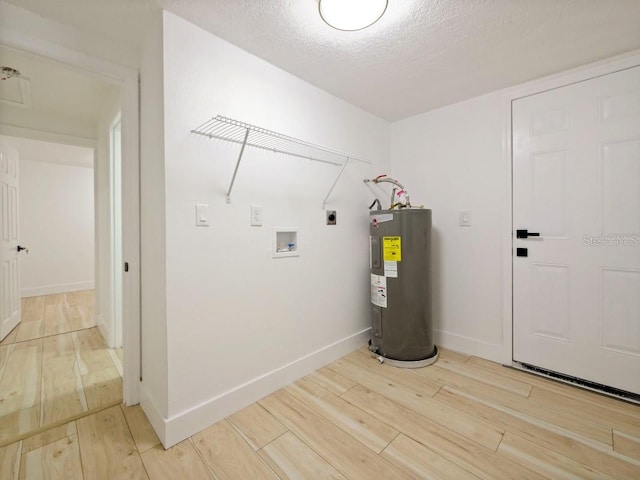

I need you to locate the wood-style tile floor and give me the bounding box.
[0,291,123,446]
[2,345,639,479]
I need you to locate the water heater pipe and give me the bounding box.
[364,175,412,209]
[368,198,382,210]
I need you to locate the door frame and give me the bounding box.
[0,32,141,405]
[109,113,123,349]
[501,49,640,365]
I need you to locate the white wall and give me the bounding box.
[19,155,94,297]
[390,52,640,365]
[391,93,509,363]
[0,108,97,143]
[146,11,390,447]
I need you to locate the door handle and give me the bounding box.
[17,245,29,253]
[516,229,541,239]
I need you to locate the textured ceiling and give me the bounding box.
[3,0,640,121]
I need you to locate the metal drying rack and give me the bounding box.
[191,115,371,208]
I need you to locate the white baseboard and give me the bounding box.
[434,329,509,364]
[154,328,370,448]
[139,383,167,445]
[21,281,94,298]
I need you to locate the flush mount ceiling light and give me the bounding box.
[319,0,388,31]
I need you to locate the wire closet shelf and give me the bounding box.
[191,115,371,207]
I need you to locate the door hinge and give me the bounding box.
[124,262,129,272]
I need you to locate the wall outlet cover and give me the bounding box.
[251,204,263,226]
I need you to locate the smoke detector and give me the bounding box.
[1,66,21,81]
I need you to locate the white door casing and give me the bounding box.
[0,141,20,341]
[512,66,640,395]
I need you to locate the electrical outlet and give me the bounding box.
[251,205,263,226]
[326,210,337,225]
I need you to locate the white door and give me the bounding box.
[0,141,21,341]
[513,66,640,395]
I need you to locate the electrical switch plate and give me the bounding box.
[459,210,472,226]
[251,205,263,226]
[195,204,210,227]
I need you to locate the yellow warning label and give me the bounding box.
[383,236,402,261]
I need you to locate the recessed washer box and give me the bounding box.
[273,228,299,258]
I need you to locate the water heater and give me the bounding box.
[369,208,438,367]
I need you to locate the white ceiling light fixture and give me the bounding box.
[319,0,388,31]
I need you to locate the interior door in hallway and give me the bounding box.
[512,65,640,395]
[0,141,21,340]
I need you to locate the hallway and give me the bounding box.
[0,291,122,445]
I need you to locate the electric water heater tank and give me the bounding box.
[369,208,438,367]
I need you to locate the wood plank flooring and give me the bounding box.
[0,291,122,446]
[1,344,639,479]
